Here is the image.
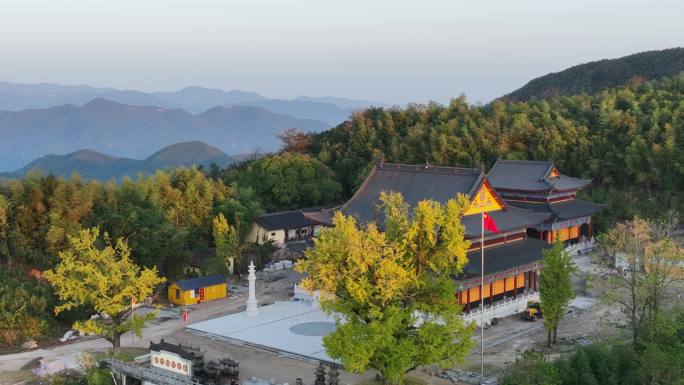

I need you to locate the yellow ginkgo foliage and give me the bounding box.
[44,227,165,354]
[296,192,474,384]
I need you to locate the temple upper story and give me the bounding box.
[487,159,591,201]
[488,159,603,243]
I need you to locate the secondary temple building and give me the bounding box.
[487,159,603,244]
[250,159,602,324]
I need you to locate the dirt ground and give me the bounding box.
[455,249,627,378]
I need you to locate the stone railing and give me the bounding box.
[462,291,538,326]
[565,238,597,255]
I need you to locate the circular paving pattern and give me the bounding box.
[289,321,336,336]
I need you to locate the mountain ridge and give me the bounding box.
[0,82,375,124]
[0,98,329,171]
[502,47,684,101]
[1,141,237,180]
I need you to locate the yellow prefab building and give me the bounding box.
[168,274,227,306]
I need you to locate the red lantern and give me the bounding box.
[172,361,176,369]
[166,359,170,367]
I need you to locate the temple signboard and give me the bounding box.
[151,350,192,377]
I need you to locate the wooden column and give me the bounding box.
[466,289,471,312]
[479,284,483,309]
[489,282,494,306]
[514,274,518,299]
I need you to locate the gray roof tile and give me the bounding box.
[506,199,604,221]
[488,159,590,192]
[464,238,549,276]
[311,162,546,236]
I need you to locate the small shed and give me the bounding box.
[168,274,227,306]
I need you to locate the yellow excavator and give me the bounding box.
[521,300,544,321]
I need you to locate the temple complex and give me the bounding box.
[252,159,603,324]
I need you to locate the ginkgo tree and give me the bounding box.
[296,192,475,384]
[44,227,165,354]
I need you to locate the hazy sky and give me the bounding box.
[1,0,682,104]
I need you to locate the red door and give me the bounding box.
[199,288,205,302]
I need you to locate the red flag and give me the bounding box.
[183,308,189,325]
[483,211,499,233]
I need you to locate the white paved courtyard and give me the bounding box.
[187,301,337,362]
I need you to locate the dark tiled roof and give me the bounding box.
[174,274,226,291]
[285,239,315,255]
[254,207,328,231]
[488,159,590,192]
[149,339,200,360]
[464,238,549,276]
[309,163,546,235]
[506,199,604,221]
[339,162,483,226]
[460,206,549,238]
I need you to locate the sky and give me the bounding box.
[1,0,682,105]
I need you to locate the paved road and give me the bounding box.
[0,274,297,372]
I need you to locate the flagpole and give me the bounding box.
[480,211,485,384]
[131,297,135,347]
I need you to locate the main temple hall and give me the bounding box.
[250,159,603,324]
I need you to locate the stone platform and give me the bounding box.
[187,301,336,362]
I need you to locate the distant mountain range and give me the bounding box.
[502,47,684,101]
[0,82,385,125]
[0,141,242,180]
[0,98,329,171]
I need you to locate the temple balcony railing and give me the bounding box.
[564,238,597,255]
[462,290,539,326]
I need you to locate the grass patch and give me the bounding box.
[0,370,39,384]
[92,347,148,362]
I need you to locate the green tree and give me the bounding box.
[44,227,165,354]
[211,213,239,275]
[638,310,684,384]
[0,195,8,267]
[0,269,56,348]
[296,192,474,384]
[236,152,342,211]
[540,240,575,347]
[501,351,561,385]
[216,182,264,241]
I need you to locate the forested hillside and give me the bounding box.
[2,69,683,351]
[503,47,684,101]
[307,74,684,225]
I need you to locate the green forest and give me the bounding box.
[304,73,684,227]
[1,73,683,380]
[503,47,684,102]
